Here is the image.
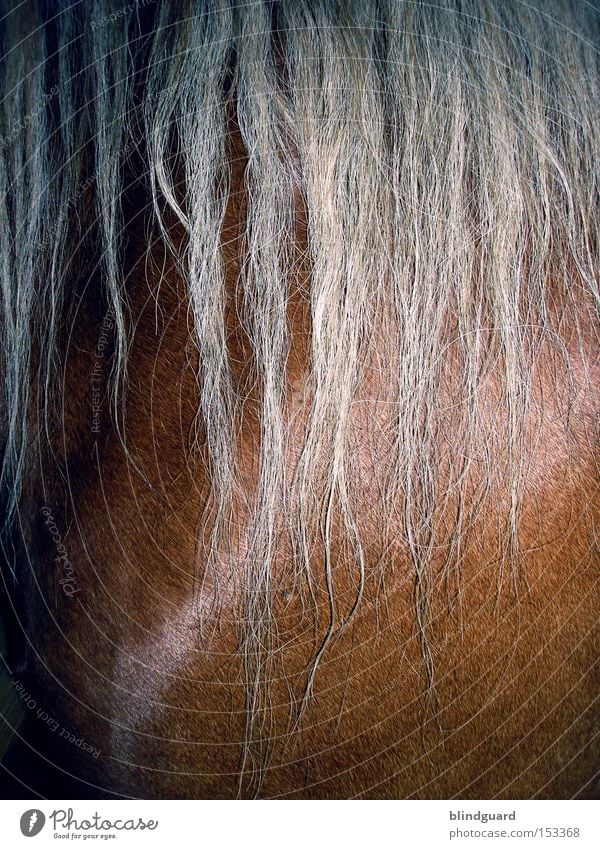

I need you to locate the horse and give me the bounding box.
[0,0,598,799]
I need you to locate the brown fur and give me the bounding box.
[4,117,596,799]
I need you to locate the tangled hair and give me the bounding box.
[0,0,598,794]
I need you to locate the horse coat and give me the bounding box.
[0,0,598,799]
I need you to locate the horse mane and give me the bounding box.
[1,0,598,795]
